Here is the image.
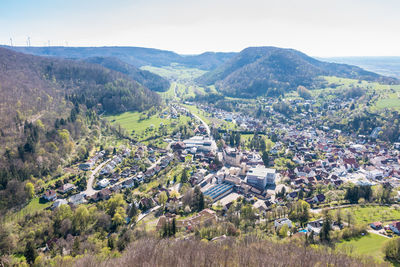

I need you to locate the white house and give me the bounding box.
[98,178,110,188]
[274,218,292,229]
[307,219,326,234]
[68,193,86,205]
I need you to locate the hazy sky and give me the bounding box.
[1,0,399,56]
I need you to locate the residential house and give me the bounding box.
[51,199,68,210]
[390,221,400,234]
[274,218,293,229]
[122,178,135,189]
[307,219,324,234]
[58,183,76,194]
[313,194,326,203]
[370,222,382,230]
[43,190,57,202]
[98,179,110,188]
[68,193,86,205]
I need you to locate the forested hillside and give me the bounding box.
[197,46,398,98]
[1,46,236,70]
[84,57,170,92]
[72,237,385,267]
[0,47,160,212]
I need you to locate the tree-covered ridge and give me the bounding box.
[1,46,236,70]
[0,47,160,212]
[197,46,399,98]
[43,58,161,113]
[84,57,170,92]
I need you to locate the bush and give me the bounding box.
[336,225,367,241]
[383,238,400,263]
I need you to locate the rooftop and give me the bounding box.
[247,166,276,178]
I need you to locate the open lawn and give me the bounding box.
[6,197,51,223]
[336,233,388,263]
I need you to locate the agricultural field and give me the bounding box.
[311,76,400,111]
[374,93,400,110]
[336,233,388,263]
[141,63,207,81]
[158,82,177,100]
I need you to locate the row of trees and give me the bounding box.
[345,184,393,204]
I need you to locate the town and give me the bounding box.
[36,94,400,254]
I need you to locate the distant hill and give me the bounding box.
[321,56,400,79]
[0,47,159,131]
[197,46,398,98]
[84,57,170,92]
[1,46,236,70]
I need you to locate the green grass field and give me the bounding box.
[106,110,191,138]
[314,76,400,112]
[6,197,51,223]
[141,64,207,80]
[182,103,238,130]
[158,82,177,100]
[182,104,211,124]
[375,94,400,110]
[106,111,165,135]
[336,233,388,263]
[330,205,400,226]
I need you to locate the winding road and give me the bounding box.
[180,105,211,136]
[84,159,111,196]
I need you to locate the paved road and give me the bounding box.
[368,229,391,239]
[85,155,168,197]
[180,104,211,136]
[192,112,210,136]
[84,159,111,196]
[137,205,161,223]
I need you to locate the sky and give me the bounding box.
[0,0,399,57]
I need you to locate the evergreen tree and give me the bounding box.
[319,212,332,243]
[235,132,241,148]
[229,133,235,147]
[181,168,189,184]
[262,151,269,167]
[24,241,37,265]
[172,218,176,236]
[72,237,80,256]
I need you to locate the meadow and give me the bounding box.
[141,63,207,81]
[336,233,388,263]
[330,205,400,226]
